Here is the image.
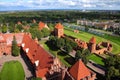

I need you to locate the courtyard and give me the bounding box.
[0,55,33,80]
[0,60,25,80]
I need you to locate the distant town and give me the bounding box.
[0,10,120,80]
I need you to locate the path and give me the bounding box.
[87,62,105,75]
[0,55,33,80]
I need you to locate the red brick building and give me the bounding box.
[21,34,53,78]
[54,23,64,38]
[0,33,24,56]
[38,21,49,30]
[75,36,112,54]
[0,33,96,80]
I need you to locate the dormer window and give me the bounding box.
[25,48,29,53]
[22,43,25,47]
[35,60,39,66]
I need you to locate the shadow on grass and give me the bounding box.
[57,51,67,56]
[64,56,75,65]
[45,41,58,51]
[96,73,105,80]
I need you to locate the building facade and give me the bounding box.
[54,23,64,38]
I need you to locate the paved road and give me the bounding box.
[0,55,33,80]
[87,62,105,75]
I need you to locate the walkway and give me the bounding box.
[0,55,33,80]
[87,62,105,75]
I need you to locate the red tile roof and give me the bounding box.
[39,21,45,30]
[22,34,53,78]
[55,23,63,29]
[69,59,91,80]
[89,36,96,44]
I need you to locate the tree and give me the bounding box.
[106,66,120,80]
[30,28,43,40]
[56,38,65,48]
[105,55,120,80]
[64,43,72,53]
[1,25,7,33]
[70,41,77,49]
[75,50,82,61]
[41,28,50,37]
[75,49,90,64]
[16,24,23,31]
[12,36,20,56]
[105,56,115,67]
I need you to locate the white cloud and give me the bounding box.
[83,4,96,8]
[0,0,120,10]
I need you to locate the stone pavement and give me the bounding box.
[0,55,33,80]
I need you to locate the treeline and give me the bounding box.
[0,11,120,23]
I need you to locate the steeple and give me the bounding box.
[89,36,96,44]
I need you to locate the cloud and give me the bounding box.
[0,0,120,11]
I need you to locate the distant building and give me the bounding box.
[77,19,120,30]
[38,21,49,30]
[54,23,64,38]
[75,36,112,54]
[17,21,22,25]
[33,19,36,23]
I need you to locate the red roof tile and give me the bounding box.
[22,34,53,77]
[69,59,91,80]
[55,23,63,29]
[36,68,48,78]
[89,36,96,44]
[39,21,45,30]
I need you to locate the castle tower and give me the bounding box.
[69,59,96,80]
[54,23,64,38]
[89,36,96,53]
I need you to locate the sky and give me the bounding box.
[0,0,120,11]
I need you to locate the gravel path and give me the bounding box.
[0,55,33,80]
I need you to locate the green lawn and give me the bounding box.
[64,27,120,54]
[88,54,104,66]
[0,61,25,80]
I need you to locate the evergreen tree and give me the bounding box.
[75,49,90,64]
[56,38,65,48]
[12,36,20,56]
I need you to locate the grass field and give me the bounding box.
[88,54,104,66]
[64,27,120,54]
[0,61,25,80]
